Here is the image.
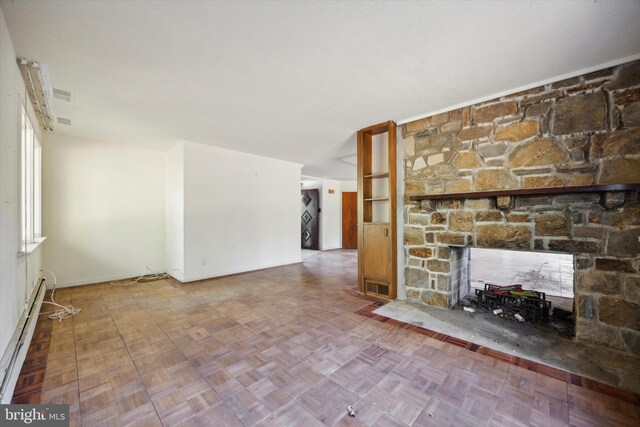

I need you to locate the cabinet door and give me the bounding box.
[363,223,390,281]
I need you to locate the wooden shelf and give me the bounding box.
[409,184,640,201]
[358,120,397,300]
[364,172,389,179]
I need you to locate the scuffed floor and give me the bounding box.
[18,250,640,426]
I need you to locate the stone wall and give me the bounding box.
[402,60,640,356]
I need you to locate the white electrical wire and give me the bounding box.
[110,267,170,287]
[39,269,81,321]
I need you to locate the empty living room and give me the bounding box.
[1,1,640,426]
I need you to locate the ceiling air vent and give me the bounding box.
[57,117,71,126]
[53,88,71,102]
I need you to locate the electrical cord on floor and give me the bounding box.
[39,269,82,321]
[110,267,170,287]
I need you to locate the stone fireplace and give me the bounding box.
[401,60,640,356]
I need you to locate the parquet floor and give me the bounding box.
[25,250,640,426]
[11,299,53,404]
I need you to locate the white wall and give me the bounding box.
[181,141,302,281]
[319,179,342,250]
[42,133,165,286]
[340,180,357,192]
[0,7,43,366]
[165,143,184,281]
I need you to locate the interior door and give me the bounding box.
[301,189,319,250]
[342,192,357,249]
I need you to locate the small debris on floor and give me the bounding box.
[459,297,474,307]
[463,306,476,313]
[347,406,356,417]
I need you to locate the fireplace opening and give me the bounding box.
[454,247,575,337]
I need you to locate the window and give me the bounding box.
[21,108,42,245]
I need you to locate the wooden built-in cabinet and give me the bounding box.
[357,121,397,299]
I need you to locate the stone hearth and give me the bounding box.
[401,60,640,356]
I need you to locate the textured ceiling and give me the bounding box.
[2,0,639,180]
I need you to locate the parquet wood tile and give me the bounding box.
[297,378,360,426]
[119,404,163,427]
[373,413,410,426]
[532,391,569,423]
[79,381,116,416]
[12,249,640,426]
[11,302,54,404]
[266,401,323,427]
[78,368,111,393]
[40,364,77,391]
[387,383,429,425]
[261,388,291,413]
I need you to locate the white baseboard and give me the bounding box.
[182,258,302,283]
[54,272,156,288]
[50,257,304,288]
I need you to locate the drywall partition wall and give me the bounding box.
[340,181,357,192]
[42,133,165,287]
[0,7,43,371]
[165,143,185,281]
[320,179,342,250]
[182,141,302,281]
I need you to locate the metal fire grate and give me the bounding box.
[475,283,551,323]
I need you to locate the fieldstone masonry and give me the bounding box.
[402,60,640,356]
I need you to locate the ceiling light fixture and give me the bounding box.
[17,58,56,131]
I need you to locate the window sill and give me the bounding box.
[17,237,47,257]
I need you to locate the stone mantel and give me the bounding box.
[409,184,640,201]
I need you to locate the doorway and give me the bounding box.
[342,192,357,249]
[301,189,319,250]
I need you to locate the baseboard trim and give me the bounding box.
[176,259,303,285]
[47,258,305,290]
[54,272,165,288]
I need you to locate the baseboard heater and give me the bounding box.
[0,278,46,403]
